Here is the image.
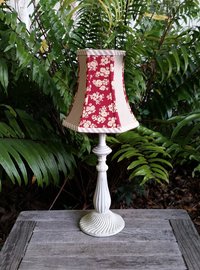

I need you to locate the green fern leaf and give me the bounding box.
[172,49,181,73]
[129,164,154,180]
[1,140,28,185]
[118,149,142,162]
[171,113,200,139]
[166,56,173,79]
[0,59,8,91]
[0,123,17,138]
[127,157,148,170]
[12,140,47,186]
[0,141,22,185]
[148,158,172,167]
[180,46,189,73]
[5,111,25,138]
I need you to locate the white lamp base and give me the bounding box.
[79,210,125,237]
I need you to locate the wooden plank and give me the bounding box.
[17,209,189,222]
[17,210,87,221]
[18,255,187,270]
[170,219,200,270]
[0,220,35,270]
[29,227,176,243]
[24,241,182,257]
[34,218,172,232]
[120,209,189,220]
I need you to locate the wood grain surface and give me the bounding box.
[1,209,199,270]
[0,221,36,270]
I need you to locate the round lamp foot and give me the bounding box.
[79,210,125,237]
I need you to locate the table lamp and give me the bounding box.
[63,49,139,237]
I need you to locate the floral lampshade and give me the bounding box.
[62,49,139,133]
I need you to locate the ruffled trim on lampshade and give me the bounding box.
[77,49,126,56]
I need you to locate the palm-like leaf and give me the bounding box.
[0,107,76,190]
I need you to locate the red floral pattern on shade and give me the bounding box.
[79,55,121,129]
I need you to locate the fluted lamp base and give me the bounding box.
[79,210,125,237]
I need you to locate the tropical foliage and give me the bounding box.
[0,105,75,189]
[110,126,172,185]
[0,0,200,196]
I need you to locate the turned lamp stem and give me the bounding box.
[93,134,112,214]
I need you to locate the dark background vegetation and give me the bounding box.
[0,0,200,247]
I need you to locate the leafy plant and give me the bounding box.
[0,105,76,190]
[0,0,200,195]
[167,112,200,175]
[109,126,172,185]
[0,1,78,189]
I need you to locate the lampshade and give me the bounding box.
[62,49,139,133]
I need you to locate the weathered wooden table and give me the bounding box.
[0,209,200,270]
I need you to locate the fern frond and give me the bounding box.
[110,127,172,184]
